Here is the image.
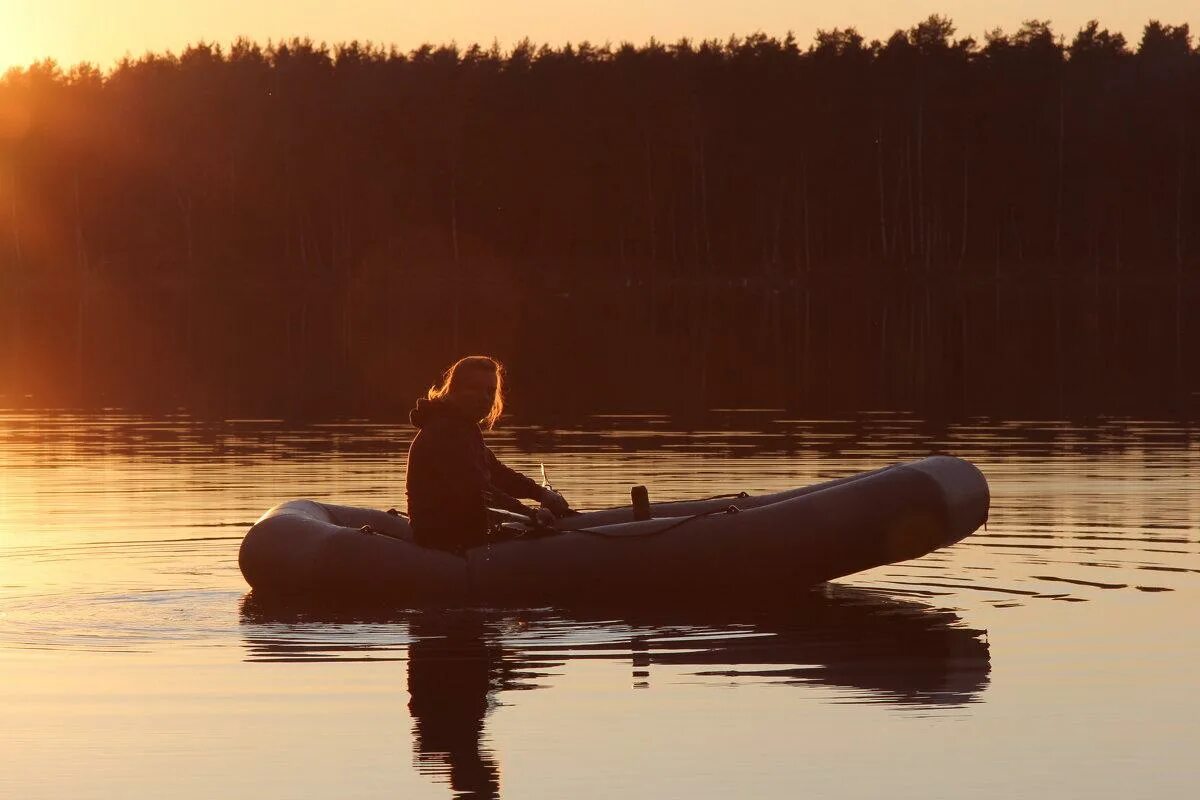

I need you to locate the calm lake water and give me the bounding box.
[1,411,1198,798]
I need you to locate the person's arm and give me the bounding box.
[485,447,571,516]
[482,486,540,520]
[484,447,544,501]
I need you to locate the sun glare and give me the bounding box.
[0,7,33,71]
[0,5,56,73]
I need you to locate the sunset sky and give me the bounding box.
[1,0,1196,73]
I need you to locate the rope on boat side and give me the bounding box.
[360,494,751,543]
[693,491,750,501]
[559,504,743,540]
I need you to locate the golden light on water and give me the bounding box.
[1,415,1199,797]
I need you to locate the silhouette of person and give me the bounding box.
[407,612,503,799]
[405,356,571,555]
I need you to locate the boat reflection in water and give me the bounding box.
[239,585,990,798]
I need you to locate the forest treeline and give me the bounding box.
[0,16,1197,418]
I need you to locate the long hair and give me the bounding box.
[427,356,506,430]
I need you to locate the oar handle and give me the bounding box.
[487,507,535,524]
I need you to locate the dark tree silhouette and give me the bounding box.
[0,18,1197,417]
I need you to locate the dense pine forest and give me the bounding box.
[0,16,1197,418]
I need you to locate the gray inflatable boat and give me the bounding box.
[238,455,988,606]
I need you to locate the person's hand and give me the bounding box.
[534,507,558,528]
[539,488,571,517]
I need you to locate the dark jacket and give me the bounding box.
[405,398,543,553]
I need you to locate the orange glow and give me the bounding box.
[0,101,31,141]
[1,2,1197,73]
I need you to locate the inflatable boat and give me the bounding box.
[238,455,988,606]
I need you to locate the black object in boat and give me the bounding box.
[632,485,651,521]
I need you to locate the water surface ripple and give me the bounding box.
[1,412,1197,799]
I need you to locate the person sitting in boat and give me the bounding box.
[405,355,571,554]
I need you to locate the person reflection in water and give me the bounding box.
[407,613,502,799]
[406,356,571,554]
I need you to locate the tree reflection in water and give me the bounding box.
[240,585,991,798]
